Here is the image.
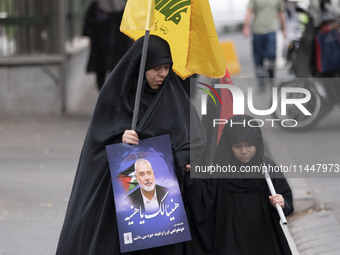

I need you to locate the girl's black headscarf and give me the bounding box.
[213,115,264,192]
[56,35,205,255]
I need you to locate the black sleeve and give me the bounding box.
[83,2,97,37]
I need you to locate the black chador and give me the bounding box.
[56,35,205,255]
[184,115,293,255]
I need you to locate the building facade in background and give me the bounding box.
[0,0,93,116]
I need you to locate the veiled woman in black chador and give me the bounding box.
[184,115,293,255]
[56,35,205,255]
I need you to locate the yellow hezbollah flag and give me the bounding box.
[120,0,227,79]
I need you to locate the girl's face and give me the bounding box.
[231,142,256,163]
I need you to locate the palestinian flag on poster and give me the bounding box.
[117,163,138,193]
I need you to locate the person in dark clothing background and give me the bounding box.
[184,115,293,255]
[83,0,133,90]
[56,35,205,255]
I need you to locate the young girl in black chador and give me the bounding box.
[185,115,293,255]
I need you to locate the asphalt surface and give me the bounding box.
[0,115,92,255]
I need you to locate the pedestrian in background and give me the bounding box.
[243,0,286,92]
[83,0,133,90]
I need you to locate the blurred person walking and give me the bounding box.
[243,0,286,92]
[83,0,133,90]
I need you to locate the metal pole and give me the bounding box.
[59,0,67,113]
[131,30,150,130]
[129,0,154,130]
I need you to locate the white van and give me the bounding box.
[209,0,249,28]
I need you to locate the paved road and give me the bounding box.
[0,115,92,255]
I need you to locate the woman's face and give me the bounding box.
[145,64,171,90]
[231,142,256,163]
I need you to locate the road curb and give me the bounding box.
[287,179,340,255]
[288,210,340,255]
[289,178,314,213]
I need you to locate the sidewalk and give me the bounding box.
[0,82,98,255]
[287,179,340,255]
[0,114,93,255]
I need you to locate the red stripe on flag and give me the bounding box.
[119,175,132,192]
[217,69,234,145]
